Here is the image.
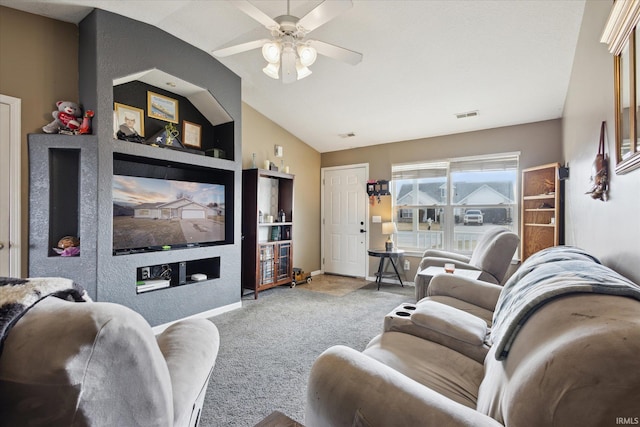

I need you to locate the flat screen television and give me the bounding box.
[112,155,233,255]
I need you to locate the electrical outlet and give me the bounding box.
[404,260,410,270]
[141,267,151,280]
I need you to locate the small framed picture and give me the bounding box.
[147,91,179,123]
[182,120,202,148]
[114,103,144,137]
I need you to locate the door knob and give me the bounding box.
[360,229,366,233]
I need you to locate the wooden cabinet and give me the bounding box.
[242,168,294,298]
[521,163,564,261]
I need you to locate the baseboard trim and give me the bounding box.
[152,301,242,334]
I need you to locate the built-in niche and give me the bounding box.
[113,69,234,160]
[48,148,80,256]
[112,152,234,255]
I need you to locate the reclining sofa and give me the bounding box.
[306,247,640,427]
[0,277,220,427]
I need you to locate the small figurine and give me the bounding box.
[42,101,83,134]
[53,235,80,257]
[78,110,95,134]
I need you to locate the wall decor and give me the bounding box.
[586,121,609,201]
[147,91,179,123]
[114,102,144,137]
[601,0,640,174]
[182,120,202,148]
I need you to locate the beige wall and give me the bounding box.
[0,6,78,275]
[562,0,640,284]
[322,119,563,278]
[241,103,322,273]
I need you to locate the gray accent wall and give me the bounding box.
[29,9,242,326]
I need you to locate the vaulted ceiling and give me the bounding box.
[1,0,587,152]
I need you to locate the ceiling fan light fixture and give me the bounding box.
[281,46,297,83]
[262,42,281,63]
[297,45,317,67]
[296,61,312,80]
[263,62,280,79]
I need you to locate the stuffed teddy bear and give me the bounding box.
[42,101,82,134]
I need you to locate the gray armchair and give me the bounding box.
[0,295,219,427]
[414,227,519,300]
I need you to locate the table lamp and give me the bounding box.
[382,222,398,251]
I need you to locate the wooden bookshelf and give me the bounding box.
[521,163,564,261]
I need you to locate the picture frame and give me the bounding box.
[182,120,202,148]
[147,91,179,123]
[114,103,144,137]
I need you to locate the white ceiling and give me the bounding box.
[1,0,587,153]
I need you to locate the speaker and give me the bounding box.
[178,262,187,285]
[558,166,569,180]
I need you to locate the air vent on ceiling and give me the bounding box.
[339,132,356,138]
[455,110,479,119]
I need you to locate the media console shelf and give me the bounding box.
[135,256,220,294]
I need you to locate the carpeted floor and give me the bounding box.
[199,275,414,426]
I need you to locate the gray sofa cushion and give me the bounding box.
[364,332,484,408]
[411,301,487,346]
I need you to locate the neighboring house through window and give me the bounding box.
[391,153,519,255]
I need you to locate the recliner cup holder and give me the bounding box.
[403,305,416,310]
[395,311,411,317]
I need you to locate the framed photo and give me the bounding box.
[114,103,144,137]
[147,91,179,123]
[182,120,202,148]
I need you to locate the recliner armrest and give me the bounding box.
[417,257,479,274]
[427,274,502,312]
[305,345,502,427]
[157,319,220,427]
[420,250,472,263]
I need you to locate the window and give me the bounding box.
[391,153,519,255]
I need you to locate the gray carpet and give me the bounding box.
[199,279,414,426]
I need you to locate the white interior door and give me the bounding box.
[322,164,368,277]
[0,94,22,277]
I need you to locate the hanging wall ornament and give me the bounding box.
[586,121,609,201]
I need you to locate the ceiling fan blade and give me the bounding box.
[297,0,353,33]
[213,38,268,57]
[308,39,363,65]
[230,0,279,29]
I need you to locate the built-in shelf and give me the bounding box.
[136,256,221,294]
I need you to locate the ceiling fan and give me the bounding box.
[212,0,363,83]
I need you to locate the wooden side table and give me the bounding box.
[368,249,405,290]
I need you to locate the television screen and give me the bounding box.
[112,175,225,253]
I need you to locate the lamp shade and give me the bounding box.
[297,45,317,67]
[296,61,312,80]
[382,222,397,235]
[262,62,280,79]
[262,42,281,63]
